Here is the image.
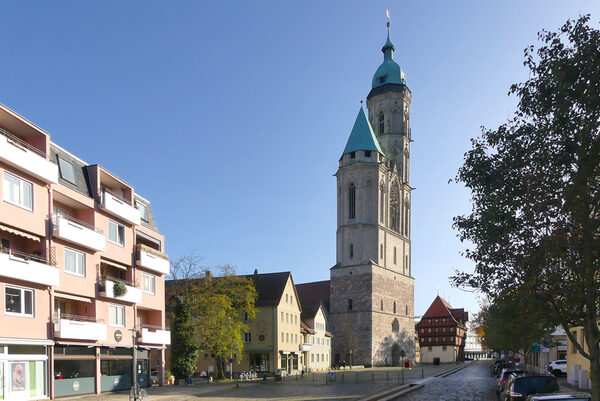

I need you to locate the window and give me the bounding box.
[281,311,284,322]
[286,294,288,303]
[393,247,397,264]
[317,354,320,362]
[65,248,85,277]
[350,152,355,159]
[5,286,34,317]
[349,243,354,259]
[286,333,289,343]
[108,304,125,327]
[244,312,249,322]
[380,300,383,311]
[294,315,297,325]
[380,244,383,258]
[393,301,397,314]
[390,184,400,232]
[244,333,251,343]
[3,172,32,210]
[311,354,314,363]
[281,332,284,342]
[348,299,353,310]
[378,112,384,134]
[142,273,156,294]
[404,201,410,236]
[286,313,289,323]
[406,305,408,315]
[58,157,76,184]
[108,220,125,246]
[364,150,371,158]
[405,256,409,275]
[136,202,148,221]
[380,188,385,223]
[348,184,356,219]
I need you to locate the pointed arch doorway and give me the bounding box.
[391,344,401,367]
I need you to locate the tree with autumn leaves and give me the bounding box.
[453,15,600,398]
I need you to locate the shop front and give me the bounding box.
[135,349,149,387]
[279,352,298,374]
[0,341,50,401]
[248,353,270,373]
[53,345,96,397]
[100,347,132,392]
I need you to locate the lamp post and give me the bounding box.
[130,328,138,388]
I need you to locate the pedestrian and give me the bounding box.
[185,371,192,385]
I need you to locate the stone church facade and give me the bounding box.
[329,25,415,367]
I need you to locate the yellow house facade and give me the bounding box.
[566,325,595,391]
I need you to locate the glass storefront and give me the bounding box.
[0,344,48,400]
[54,346,95,397]
[249,353,270,372]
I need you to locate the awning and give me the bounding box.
[0,224,40,242]
[100,258,129,271]
[136,230,161,248]
[54,292,92,303]
[0,337,53,346]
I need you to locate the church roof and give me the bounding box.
[342,107,383,156]
[372,30,406,89]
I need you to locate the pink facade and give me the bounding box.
[0,104,170,400]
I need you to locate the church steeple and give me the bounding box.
[342,107,383,156]
[371,18,406,89]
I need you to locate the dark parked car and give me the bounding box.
[500,374,559,401]
[525,393,591,401]
[494,360,510,376]
[496,368,524,395]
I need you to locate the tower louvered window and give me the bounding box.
[378,112,384,134]
[404,201,410,236]
[348,184,356,219]
[380,187,385,223]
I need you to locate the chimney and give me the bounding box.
[254,269,259,276]
[206,270,212,280]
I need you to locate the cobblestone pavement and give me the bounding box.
[398,360,497,401]
[62,362,471,401]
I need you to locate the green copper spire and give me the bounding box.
[371,18,406,89]
[342,107,383,156]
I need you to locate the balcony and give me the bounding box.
[99,277,142,304]
[52,214,106,252]
[300,344,312,352]
[55,314,107,341]
[100,189,141,225]
[139,325,171,345]
[0,248,59,287]
[136,244,169,275]
[0,127,58,183]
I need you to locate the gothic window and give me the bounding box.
[403,200,410,236]
[380,187,385,223]
[380,300,383,311]
[404,151,409,182]
[349,243,354,259]
[348,299,353,311]
[392,108,401,132]
[406,305,408,315]
[390,184,400,232]
[380,244,383,258]
[405,255,409,275]
[378,112,384,134]
[392,318,399,333]
[348,184,356,220]
[393,301,397,314]
[393,247,397,264]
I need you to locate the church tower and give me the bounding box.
[330,21,415,367]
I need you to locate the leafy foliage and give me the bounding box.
[112,279,127,297]
[171,297,199,379]
[452,15,600,398]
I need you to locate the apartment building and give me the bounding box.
[299,303,331,371]
[0,104,170,400]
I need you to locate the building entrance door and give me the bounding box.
[391,344,401,366]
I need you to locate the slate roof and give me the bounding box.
[242,272,294,308]
[50,143,93,198]
[296,280,330,313]
[342,107,383,156]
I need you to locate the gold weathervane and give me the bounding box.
[386,9,390,28]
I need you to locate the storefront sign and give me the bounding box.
[114,330,122,342]
[113,377,120,386]
[72,381,80,392]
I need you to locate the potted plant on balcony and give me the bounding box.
[112,279,128,297]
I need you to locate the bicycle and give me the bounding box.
[129,383,148,401]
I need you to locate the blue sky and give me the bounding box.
[2,1,598,316]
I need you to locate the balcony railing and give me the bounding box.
[139,325,171,345]
[141,323,169,331]
[104,276,137,288]
[0,127,48,159]
[102,187,129,204]
[1,247,56,266]
[136,243,169,275]
[54,314,107,341]
[99,277,142,304]
[52,213,103,234]
[56,313,105,324]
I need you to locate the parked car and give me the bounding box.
[525,393,591,401]
[547,360,567,376]
[494,360,510,376]
[500,374,559,401]
[496,368,524,395]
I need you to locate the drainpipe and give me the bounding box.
[47,183,55,399]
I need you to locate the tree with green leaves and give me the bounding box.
[476,292,552,373]
[169,255,257,380]
[170,297,200,379]
[452,15,600,398]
